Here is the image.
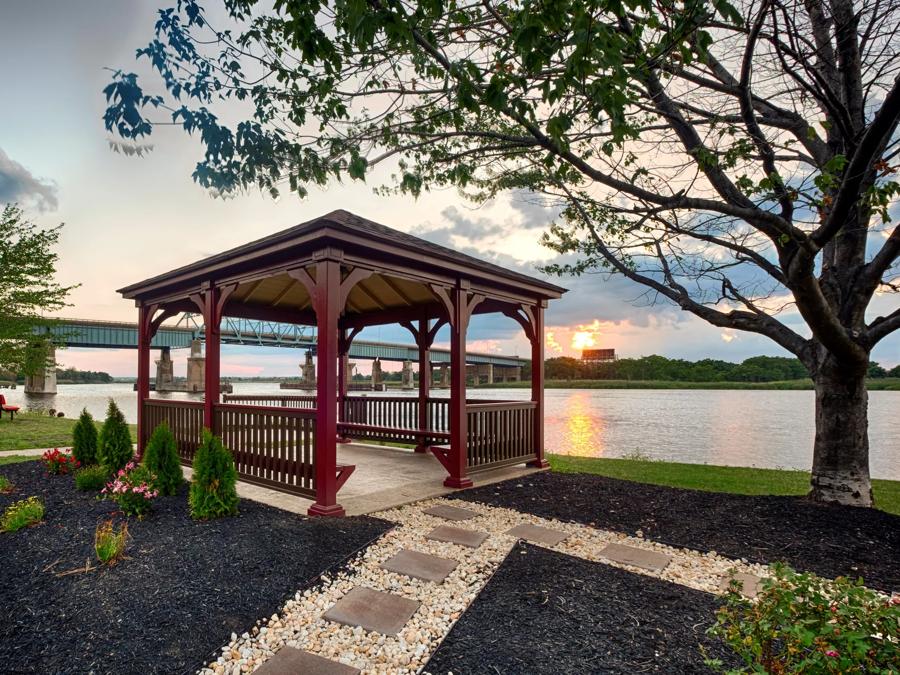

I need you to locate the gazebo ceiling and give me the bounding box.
[231,270,438,316]
[118,210,566,313]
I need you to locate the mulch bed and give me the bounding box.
[450,472,900,591]
[0,460,391,675]
[425,542,737,674]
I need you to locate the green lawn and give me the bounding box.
[0,413,137,452]
[548,454,900,516]
[0,454,37,466]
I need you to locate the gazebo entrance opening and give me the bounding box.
[120,211,565,516]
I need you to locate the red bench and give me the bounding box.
[0,394,20,420]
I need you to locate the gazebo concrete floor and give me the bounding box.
[186,442,544,516]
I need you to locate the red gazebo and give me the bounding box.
[119,210,565,516]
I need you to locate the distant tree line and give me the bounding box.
[543,356,900,383]
[0,367,114,385]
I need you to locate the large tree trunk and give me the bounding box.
[809,360,873,507]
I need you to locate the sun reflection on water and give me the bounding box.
[554,391,605,458]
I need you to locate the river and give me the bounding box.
[2,383,898,479]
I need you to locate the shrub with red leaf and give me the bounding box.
[41,448,80,475]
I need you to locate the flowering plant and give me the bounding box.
[706,563,900,673]
[41,448,80,475]
[101,462,159,518]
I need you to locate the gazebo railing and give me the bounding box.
[466,401,537,472]
[142,399,204,463]
[222,393,316,409]
[213,403,316,498]
[141,398,316,499]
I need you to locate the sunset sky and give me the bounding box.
[2,0,897,377]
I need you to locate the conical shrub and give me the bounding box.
[142,421,183,496]
[72,408,98,466]
[189,430,239,519]
[98,399,133,473]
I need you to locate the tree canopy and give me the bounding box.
[0,205,74,375]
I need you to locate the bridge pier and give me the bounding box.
[155,347,175,391]
[401,359,415,389]
[186,339,205,392]
[301,350,316,388]
[372,358,384,390]
[24,344,57,395]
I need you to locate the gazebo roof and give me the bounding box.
[118,210,565,322]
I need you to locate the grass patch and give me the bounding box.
[479,378,900,390]
[1,496,45,532]
[0,455,37,467]
[0,474,13,493]
[548,454,900,516]
[94,520,129,565]
[0,412,136,452]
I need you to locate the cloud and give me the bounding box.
[0,147,58,210]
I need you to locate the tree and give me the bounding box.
[72,408,99,466]
[0,205,75,375]
[98,399,134,473]
[189,430,239,519]
[142,421,184,495]
[103,0,900,506]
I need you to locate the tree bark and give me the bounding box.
[809,360,873,507]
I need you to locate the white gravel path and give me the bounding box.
[199,496,770,675]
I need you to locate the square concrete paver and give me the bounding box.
[599,542,672,571]
[255,646,360,675]
[423,504,479,521]
[323,586,420,636]
[381,549,459,583]
[720,572,763,598]
[425,524,489,549]
[504,523,570,547]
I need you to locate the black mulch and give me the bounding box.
[0,460,391,675]
[425,542,737,674]
[449,472,900,591]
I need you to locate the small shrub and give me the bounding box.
[0,474,13,494]
[707,563,900,674]
[189,430,239,519]
[94,519,128,565]
[142,422,183,496]
[74,465,110,492]
[1,496,45,532]
[72,408,99,466]
[41,448,80,475]
[98,399,133,473]
[102,462,159,518]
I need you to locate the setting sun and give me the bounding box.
[571,330,596,350]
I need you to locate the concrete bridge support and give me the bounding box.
[401,359,415,389]
[155,347,175,390]
[436,363,450,388]
[301,350,316,388]
[186,339,205,392]
[24,344,57,395]
[372,358,384,390]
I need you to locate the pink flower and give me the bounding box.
[825,650,839,658]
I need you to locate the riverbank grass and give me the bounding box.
[0,412,136,452]
[548,454,900,516]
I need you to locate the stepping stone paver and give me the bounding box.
[425,524,489,548]
[323,586,420,636]
[255,646,360,675]
[504,523,570,547]
[599,542,672,571]
[423,504,479,521]
[381,548,459,583]
[720,572,763,598]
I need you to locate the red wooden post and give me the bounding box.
[446,284,474,488]
[309,258,344,517]
[336,329,350,443]
[136,304,152,455]
[527,302,549,468]
[415,315,431,453]
[203,284,221,431]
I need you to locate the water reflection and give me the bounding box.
[2,383,898,479]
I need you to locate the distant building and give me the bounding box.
[582,348,616,363]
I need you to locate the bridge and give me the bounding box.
[37,316,527,367]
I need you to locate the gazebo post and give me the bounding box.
[136,303,152,454]
[309,258,344,517]
[528,302,550,468]
[445,283,476,488]
[415,315,431,453]
[203,284,221,431]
